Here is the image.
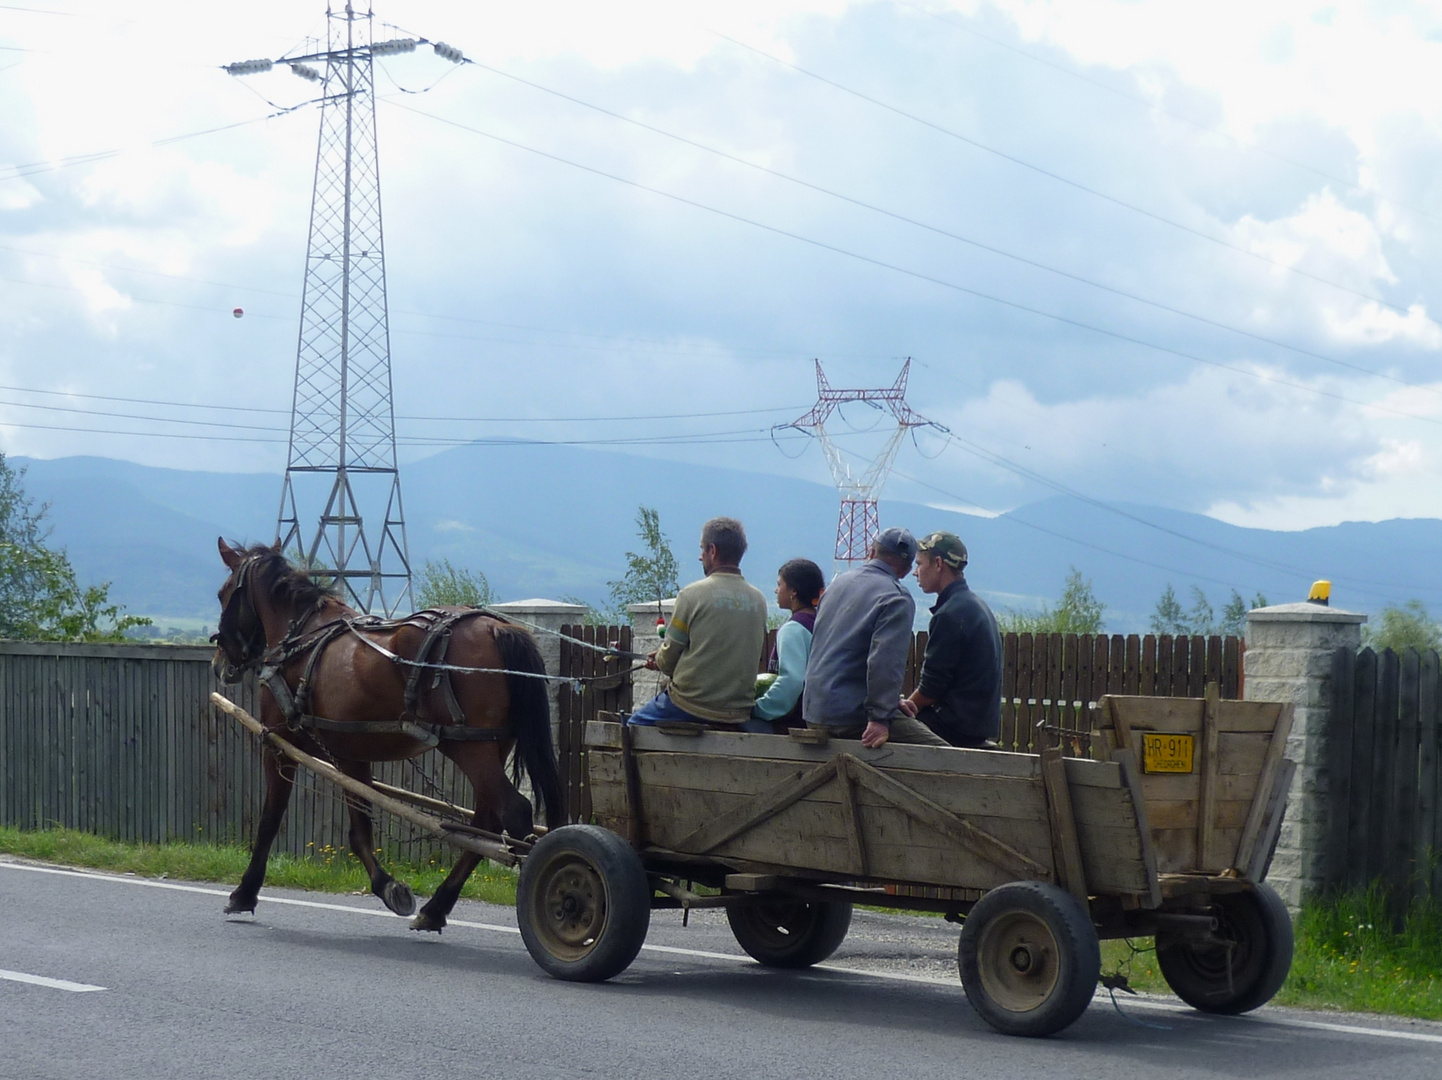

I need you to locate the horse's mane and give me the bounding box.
[238,544,344,614]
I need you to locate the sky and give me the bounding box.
[3,0,1442,541]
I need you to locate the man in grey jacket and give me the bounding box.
[802,527,948,749]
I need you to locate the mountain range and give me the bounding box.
[14,445,1442,633]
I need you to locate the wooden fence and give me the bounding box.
[1327,646,1442,906]
[0,641,472,862]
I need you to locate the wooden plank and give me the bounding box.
[1061,633,1080,744]
[1187,637,1206,698]
[1197,682,1222,870]
[1417,649,1439,902]
[1104,696,1280,734]
[845,756,1050,880]
[1041,745,1087,903]
[1235,703,1296,873]
[1043,633,1063,752]
[1110,748,1163,907]
[1345,648,1378,891]
[837,758,870,876]
[674,756,842,853]
[1000,632,1018,752]
[1206,636,1223,697]
[1123,634,1140,696]
[1392,648,1422,909]
[1156,635,1173,698]
[1014,632,1035,754]
[600,751,1055,818]
[1368,649,1400,883]
[592,723,1046,779]
[1248,758,1297,883]
[1223,636,1241,700]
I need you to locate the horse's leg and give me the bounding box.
[225,745,295,914]
[336,761,416,917]
[412,743,530,933]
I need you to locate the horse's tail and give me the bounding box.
[492,622,564,827]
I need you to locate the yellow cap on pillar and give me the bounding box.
[1308,580,1331,605]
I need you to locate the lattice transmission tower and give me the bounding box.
[779,360,945,572]
[225,6,465,614]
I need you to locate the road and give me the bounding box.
[3,856,1440,1079]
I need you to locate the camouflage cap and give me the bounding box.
[918,531,968,569]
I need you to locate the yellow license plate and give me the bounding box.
[1141,732,1194,774]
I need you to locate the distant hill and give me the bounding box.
[15,446,1442,632]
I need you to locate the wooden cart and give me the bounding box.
[514,686,1297,1037]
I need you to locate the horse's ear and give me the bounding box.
[218,537,243,569]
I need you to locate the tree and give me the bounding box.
[1219,589,1267,637]
[1150,584,1188,636]
[0,453,149,642]
[415,558,494,609]
[1185,586,1215,636]
[996,567,1105,634]
[1364,600,1442,652]
[608,506,679,614]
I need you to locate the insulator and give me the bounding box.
[431,41,464,63]
[224,58,273,76]
[371,38,417,56]
[289,63,322,83]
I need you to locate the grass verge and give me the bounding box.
[1099,886,1442,1020]
[0,826,519,908]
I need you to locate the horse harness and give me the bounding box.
[258,608,514,749]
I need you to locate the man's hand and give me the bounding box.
[643,650,659,671]
[860,720,891,748]
[897,696,919,718]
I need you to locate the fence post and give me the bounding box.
[488,599,590,737]
[1244,600,1366,911]
[626,598,678,708]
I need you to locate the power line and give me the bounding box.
[389,99,1442,431]
[466,57,1442,399]
[894,0,1438,227]
[712,30,1430,322]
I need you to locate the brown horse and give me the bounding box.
[211,538,561,931]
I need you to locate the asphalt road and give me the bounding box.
[3,856,1440,1080]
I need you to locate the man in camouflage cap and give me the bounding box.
[898,530,1003,748]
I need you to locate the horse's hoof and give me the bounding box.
[382,880,416,917]
[410,911,445,933]
[224,899,256,915]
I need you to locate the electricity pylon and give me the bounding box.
[225,6,465,614]
[779,359,945,572]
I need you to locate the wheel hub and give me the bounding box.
[977,911,1060,1013]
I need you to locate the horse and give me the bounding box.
[210,538,562,932]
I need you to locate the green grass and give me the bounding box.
[0,826,519,907]
[1100,887,1442,1021]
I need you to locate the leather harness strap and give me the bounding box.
[257,608,514,746]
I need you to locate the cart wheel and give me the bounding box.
[1156,883,1293,1014]
[726,897,852,968]
[516,825,651,982]
[958,881,1101,1037]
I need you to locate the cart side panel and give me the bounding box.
[588,747,1055,890]
[1063,765,1155,896]
[1098,694,1291,876]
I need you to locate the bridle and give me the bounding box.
[211,555,268,683]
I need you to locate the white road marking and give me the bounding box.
[6,860,1442,1046]
[0,968,106,992]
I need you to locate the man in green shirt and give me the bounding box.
[627,517,769,729]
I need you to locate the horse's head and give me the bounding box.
[211,537,273,683]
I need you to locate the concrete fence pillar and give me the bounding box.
[627,598,677,706]
[489,598,590,724]
[1244,601,1366,910]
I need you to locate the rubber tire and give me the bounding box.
[1156,883,1293,1014]
[516,825,651,982]
[726,897,853,968]
[958,881,1102,1038]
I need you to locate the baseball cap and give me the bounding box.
[874,527,918,561]
[918,531,968,568]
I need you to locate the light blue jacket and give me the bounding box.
[753,619,812,721]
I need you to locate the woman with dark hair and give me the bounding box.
[753,558,825,729]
